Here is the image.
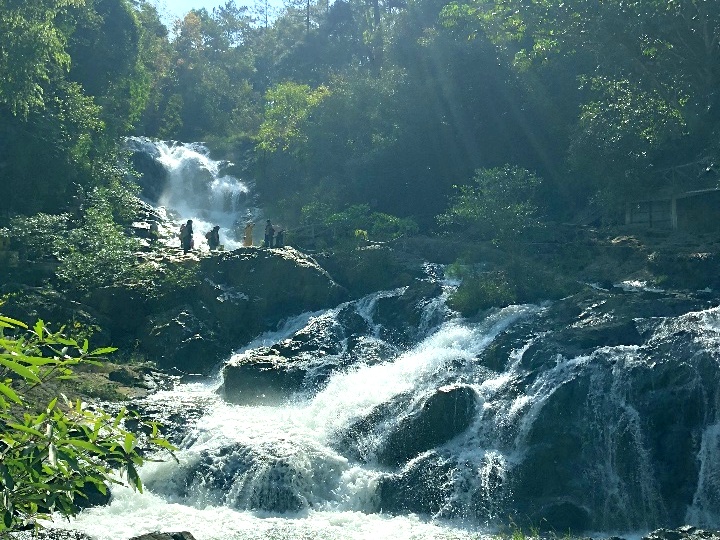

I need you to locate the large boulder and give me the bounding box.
[377,384,478,467]
[316,245,425,297]
[142,306,228,375]
[86,284,150,337]
[148,441,343,514]
[377,452,456,516]
[480,289,720,532]
[200,247,347,321]
[373,279,445,346]
[220,353,307,404]
[104,246,348,373]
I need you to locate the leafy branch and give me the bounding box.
[0,314,175,532]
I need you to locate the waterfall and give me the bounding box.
[127,137,261,250]
[51,291,535,539]
[50,283,720,538]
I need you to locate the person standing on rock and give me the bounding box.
[206,225,220,250]
[180,219,194,253]
[149,221,159,242]
[264,219,275,248]
[243,221,254,247]
[275,228,285,248]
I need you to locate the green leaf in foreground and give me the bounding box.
[0,314,175,532]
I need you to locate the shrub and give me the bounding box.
[56,197,141,292]
[447,269,517,315]
[7,213,71,261]
[0,315,174,531]
[447,257,579,316]
[437,165,543,245]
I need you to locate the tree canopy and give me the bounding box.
[2,0,719,235]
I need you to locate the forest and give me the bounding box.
[2,0,719,237]
[2,0,720,534]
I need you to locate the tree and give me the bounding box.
[0,315,174,532]
[257,81,330,153]
[440,0,720,212]
[437,165,543,244]
[0,0,84,117]
[568,77,686,206]
[64,0,143,135]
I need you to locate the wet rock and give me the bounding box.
[642,527,720,540]
[125,388,213,446]
[126,137,169,203]
[378,385,477,467]
[74,482,112,510]
[199,247,347,320]
[317,245,425,297]
[196,279,258,341]
[129,533,196,540]
[505,292,720,531]
[142,306,227,375]
[374,280,444,346]
[161,441,337,514]
[220,298,391,404]
[377,452,455,516]
[534,500,591,532]
[274,306,359,359]
[221,354,307,405]
[334,392,414,462]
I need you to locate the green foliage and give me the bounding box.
[323,205,418,243]
[10,185,143,292]
[437,166,543,245]
[569,77,686,205]
[56,196,141,292]
[447,269,516,315]
[300,201,333,226]
[0,0,84,116]
[132,261,201,303]
[92,176,143,226]
[0,315,174,531]
[0,0,157,215]
[8,214,71,261]
[446,258,578,315]
[257,81,331,153]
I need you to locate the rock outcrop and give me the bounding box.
[129,533,196,540]
[199,247,347,322]
[220,280,448,404]
[377,384,477,467]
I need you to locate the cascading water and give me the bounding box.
[47,196,720,539]
[12,128,691,539]
[127,137,261,250]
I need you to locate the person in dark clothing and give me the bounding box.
[264,219,275,248]
[275,228,284,248]
[180,219,194,253]
[149,221,159,242]
[206,225,220,250]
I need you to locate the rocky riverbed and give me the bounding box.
[4,218,720,537]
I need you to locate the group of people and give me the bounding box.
[263,219,284,248]
[178,220,220,253]
[177,218,284,253]
[240,220,283,247]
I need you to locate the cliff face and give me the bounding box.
[2,246,348,375]
[138,247,347,374]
